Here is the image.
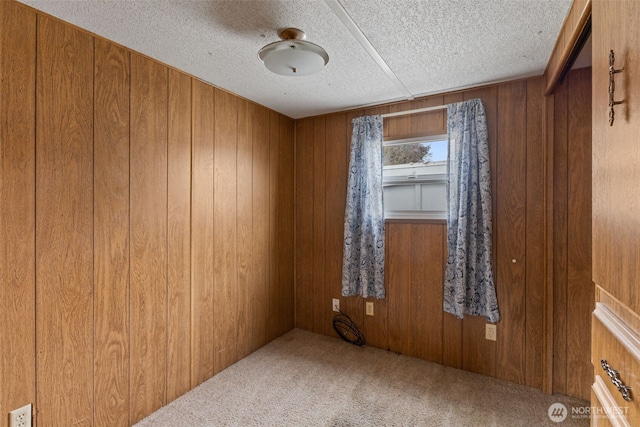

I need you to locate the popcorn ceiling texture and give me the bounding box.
[18,0,571,119]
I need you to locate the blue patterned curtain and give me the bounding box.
[444,99,500,322]
[342,115,385,299]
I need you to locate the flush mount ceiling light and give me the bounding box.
[258,28,329,76]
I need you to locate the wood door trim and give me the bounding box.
[544,0,592,95]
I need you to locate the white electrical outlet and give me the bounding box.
[365,302,374,316]
[485,323,497,341]
[10,403,32,427]
[332,298,340,312]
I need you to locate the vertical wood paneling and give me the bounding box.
[549,67,593,402]
[36,15,94,426]
[525,77,545,389]
[313,116,327,334]
[388,223,411,355]
[129,53,168,423]
[495,81,527,385]
[167,69,192,401]
[213,89,238,373]
[2,6,296,424]
[565,67,593,400]
[552,78,569,395]
[252,105,271,350]
[543,91,555,395]
[407,96,447,137]
[385,103,412,139]
[325,113,348,338]
[269,111,280,340]
[236,100,253,359]
[293,77,591,394]
[0,1,36,420]
[277,115,296,337]
[409,224,444,363]
[93,38,130,427]
[191,79,215,386]
[295,118,315,331]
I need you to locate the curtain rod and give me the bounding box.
[381,104,448,118]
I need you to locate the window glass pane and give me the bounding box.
[384,184,418,210]
[382,136,448,220]
[383,142,431,166]
[420,182,447,212]
[428,139,448,162]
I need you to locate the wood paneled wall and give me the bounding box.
[0,2,294,426]
[295,78,546,388]
[295,73,593,398]
[551,67,593,401]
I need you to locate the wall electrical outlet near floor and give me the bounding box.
[9,403,32,427]
[365,302,374,316]
[485,323,497,341]
[332,298,340,312]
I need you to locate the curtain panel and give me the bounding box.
[342,115,385,299]
[444,99,500,322]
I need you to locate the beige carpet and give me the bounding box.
[134,329,589,426]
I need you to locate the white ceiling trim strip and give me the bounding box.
[325,0,414,101]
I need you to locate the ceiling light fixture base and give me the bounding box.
[258,28,329,77]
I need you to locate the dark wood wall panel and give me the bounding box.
[167,69,192,402]
[0,4,295,424]
[191,79,216,386]
[251,105,271,350]
[0,1,36,421]
[324,114,348,339]
[268,111,280,341]
[410,224,445,362]
[35,14,95,426]
[525,77,545,390]
[294,118,315,331]
[388,223,412,355]
[313,117,327,335]
[294,75,592,397]
[553,67,593,401]
[93,38,130,427]
[213,89,239,373]
[277,115,296,337]
[236,99,254,359]
[565,68,592,400]
[495,81,527,385]
[552,75,569,396]
[129,53,169,423]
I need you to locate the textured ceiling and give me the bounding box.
[17,0,572,119]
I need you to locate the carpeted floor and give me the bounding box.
[134,329,589,426]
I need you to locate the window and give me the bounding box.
[382,135,448,220]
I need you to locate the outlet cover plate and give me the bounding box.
[9,403,32,427]
[365,302,374,316]
[332,298,340,312]
[485,323,497,341]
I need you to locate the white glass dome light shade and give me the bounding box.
[258,29,329,76]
